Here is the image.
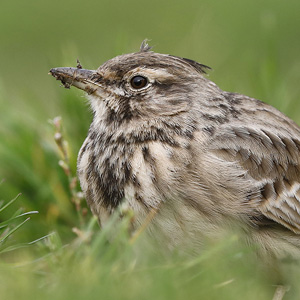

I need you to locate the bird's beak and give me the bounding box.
[49,67,99,94]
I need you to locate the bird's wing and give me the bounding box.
[208,101,300,233]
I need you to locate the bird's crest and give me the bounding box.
[179,57,211,74]
[139,40,210,74]
[140,39,153,52]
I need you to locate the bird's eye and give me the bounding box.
[130,75,148,89]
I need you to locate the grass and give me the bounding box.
[0,192,286,300]
[1,0,300,298]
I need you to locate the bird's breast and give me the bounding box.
[77,129,195,224]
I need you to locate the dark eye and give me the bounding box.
[130,75,148,89]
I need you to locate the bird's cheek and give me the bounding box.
[146,100,189,116]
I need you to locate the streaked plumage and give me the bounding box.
[50,41,300,258]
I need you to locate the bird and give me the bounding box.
[50,41,300,259]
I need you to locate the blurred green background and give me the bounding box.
[1,0,300,241]
[1,0,300,299]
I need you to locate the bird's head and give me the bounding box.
[50,41,220,137]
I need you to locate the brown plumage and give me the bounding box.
[50,41,300,258]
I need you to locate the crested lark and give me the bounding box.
[50,41,300,258]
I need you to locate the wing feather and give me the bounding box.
[209,116,300,233]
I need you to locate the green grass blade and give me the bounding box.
[0,211,39,229]
[0,217,30,244]
[0,232,55,253]
[0,193,22,213]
